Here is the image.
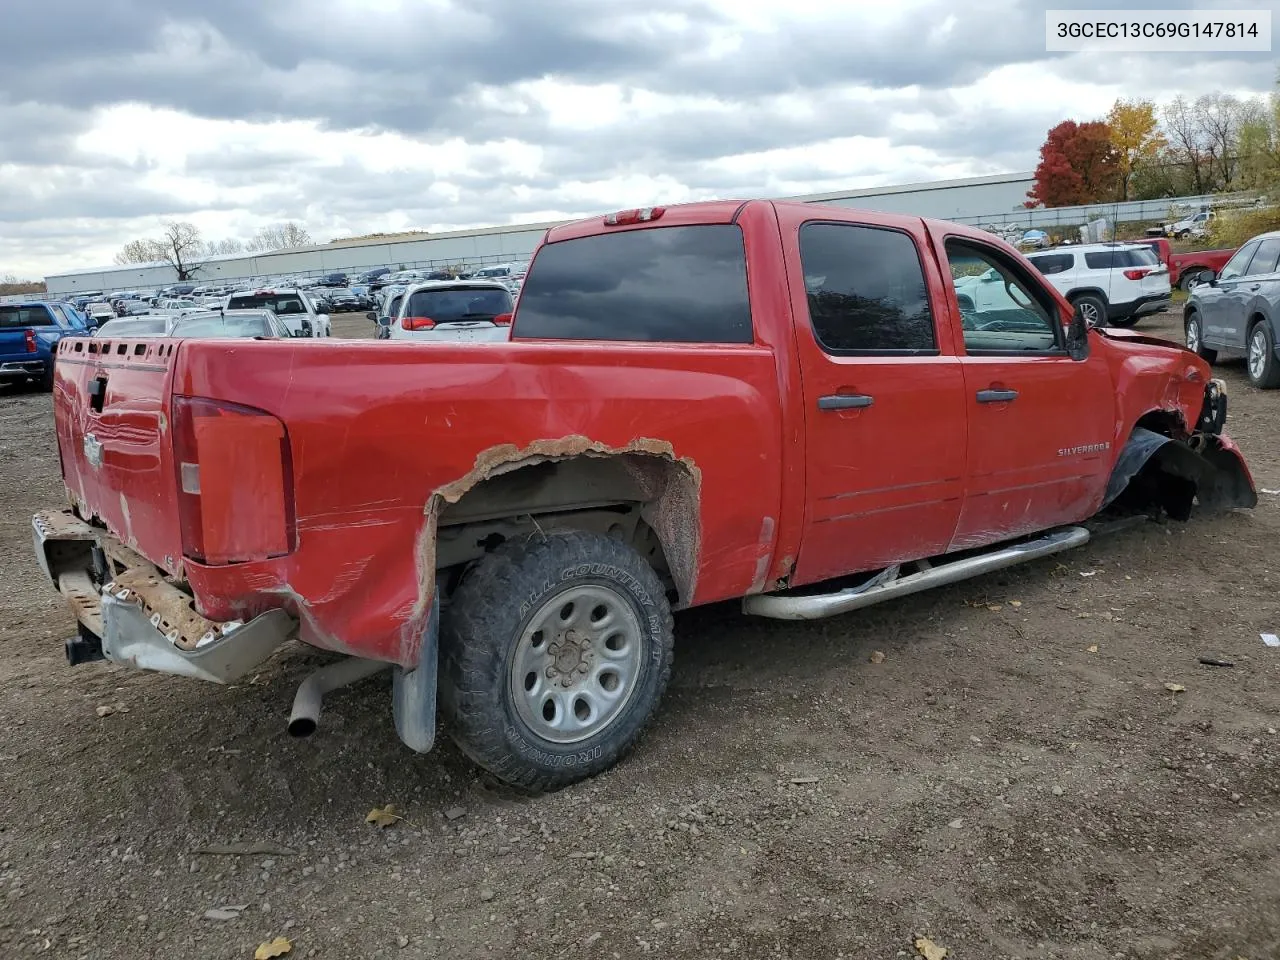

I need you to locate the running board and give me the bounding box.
[743,526,1090,621]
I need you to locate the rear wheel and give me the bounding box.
[1246,321,1280,389]
[1072,293,1108,328]
[1184,311,1217,363]
[440,530,674,791]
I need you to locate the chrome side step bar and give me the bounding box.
[743,526,1090,621]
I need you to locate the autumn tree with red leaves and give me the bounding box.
[1026,120,1120,207]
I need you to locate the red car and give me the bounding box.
[34,200,1256,790]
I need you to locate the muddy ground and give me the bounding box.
[1,309,1278,960]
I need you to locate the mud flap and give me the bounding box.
[392,592,439,753]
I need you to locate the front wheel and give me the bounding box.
[440,531,674,791]
[1185,312,1217,363]
[1246,321,1280,389]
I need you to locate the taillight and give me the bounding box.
[604,206,665,226]
[172,396,293,565]
[1123,268,1152,280]
[402,316,435,330]
[24,329,36,353]
[492,313,513,326]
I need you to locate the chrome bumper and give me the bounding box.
[33,510,296,683]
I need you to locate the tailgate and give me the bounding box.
[0,328,34,362]
[54,336,183,571]
[1141,263,1171,297]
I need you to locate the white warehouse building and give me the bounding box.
[45,172,1043,296]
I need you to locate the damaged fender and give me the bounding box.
[1102,426,1257,516]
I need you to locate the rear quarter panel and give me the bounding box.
[174,338,784,666]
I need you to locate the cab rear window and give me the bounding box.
[0,306,54,327]
[514,225,752,343]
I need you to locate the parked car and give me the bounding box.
[322,288,374,312]
[83,301,117,326]
[371,270,423,291]
[1184,231,1280,388]
[1025,242,1171,328]
[1020,229,1049,249]
[1122,236,1237,291]
[225,289,331,337]
[92,316,172,338]
[0,301,91,390]
[122,301,154,316]
[356,267,392,285]
[32,199,1255,793]
[169,310,295,339]
[1166,210,1216,239]
[380,281,514,342]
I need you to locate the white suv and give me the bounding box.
[379,280,514,342]
[1025,243,1171,328]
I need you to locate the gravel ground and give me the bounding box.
[1,310,1278,960]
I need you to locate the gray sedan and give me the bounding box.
[1184,231,1280,388]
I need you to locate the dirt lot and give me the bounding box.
[2,310,1279,960]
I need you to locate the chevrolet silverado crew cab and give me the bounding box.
[35,200,1255,791]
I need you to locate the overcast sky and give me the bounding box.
[3,0,1277,278]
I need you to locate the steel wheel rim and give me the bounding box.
[1248,329,1266,379]
[508,583,645,745]
[1187,318,1201,352]
[1079,302,1101,326]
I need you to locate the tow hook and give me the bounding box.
[287,657,390,738]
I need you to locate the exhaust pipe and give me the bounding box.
[288,657,391,738]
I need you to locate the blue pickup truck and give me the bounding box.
[0,301,93,391]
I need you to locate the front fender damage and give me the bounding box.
[1104,427,1257,520]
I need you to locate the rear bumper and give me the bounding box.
[32,509,296,683]
[0,359,49,379]
[1111,294,1172,319]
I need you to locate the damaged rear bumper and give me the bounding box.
[32,510,297,683]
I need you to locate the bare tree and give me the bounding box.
[112,221,206,279]
[207,237,245,256]
[1195,93,1244,189]
[246,222,313,252]
[113,238,163,266]
[1163,95,1210,194]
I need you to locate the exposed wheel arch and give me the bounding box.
[426,443,701,610]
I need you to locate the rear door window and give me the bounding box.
[797,222,936,353]
[1244,237,1280,276]
[1027,253,1074,275]
[515,224,752,342]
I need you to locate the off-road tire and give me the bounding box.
[1184,311,1217,363]
[440,531,674,792]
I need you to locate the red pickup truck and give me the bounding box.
[1129,237,1237,291]
[34,200,1256,791]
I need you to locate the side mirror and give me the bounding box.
[376,315,391,327]
[1066,308,1090,361]
[366,311,379,322]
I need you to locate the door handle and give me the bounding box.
[817,394,874,410]
[976,388,1018,403]
[1250,284,1261,291]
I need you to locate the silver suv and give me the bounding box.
[1184,231,1280,389]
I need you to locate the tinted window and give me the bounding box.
[798,222,935,353]
[228,294,307,315]
[387,294,404,318]
[1084,249,1158,270]
[94,318,167,337]
[947,241,1059,354]
[1219,241,1259,281]
[0,305,55,327]
[1245,237,1280,276]
[405,287,513,322]
[1028,253,1074,275]
[515,224,751,343]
